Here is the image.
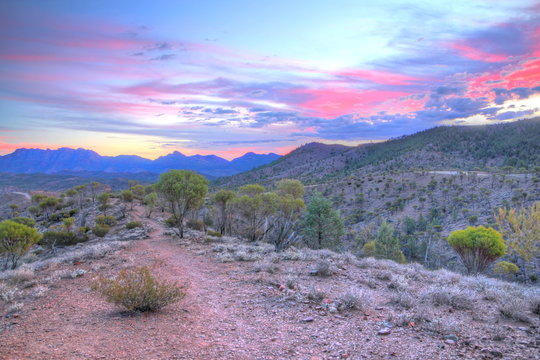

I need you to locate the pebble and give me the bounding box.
[377,328,391,336]
[301,317,315,323]
[445,340,456,345]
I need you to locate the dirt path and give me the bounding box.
[0,207,312,359]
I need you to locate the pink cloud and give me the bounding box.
[450,42,508,63]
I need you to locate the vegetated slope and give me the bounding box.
[214,118,540,189]
[0,148,280,178]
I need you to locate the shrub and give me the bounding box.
[95,215,117,227]
[92,224,110,237]
[126,221,143,230]
[493,261,519,276]
[207,230,222,237]
[498,296,531,323]
[11,217,36,228]
[531,298,540,315]
[40,231,89,249]
[306,287,326,302]
[165,216,177,228]
[311,260,333,277]
[186,219,204,231]
[336,288,371,311]
[447,226,506,274]
[362,241,376,257]
[0,220,41,270]
[91,266,184,312]
[374,221,406,263]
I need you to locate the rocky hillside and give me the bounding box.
[215,118,540,188]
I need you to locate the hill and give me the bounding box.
[215,118,540,188]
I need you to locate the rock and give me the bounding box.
[309,269,319,276]
[329,306,338,313]
[377,328,391,336]
[445,340,456,345]
[301,317,315,323]
[517,327,528,332]
[445,334,459,341]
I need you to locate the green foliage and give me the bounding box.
[374,221,406,263]
[447,226,506,274]
[362,241,376,257]
[143,192,158,218]
[301,192,344,250]
[207,230,222,237]
[97,192,111,215]
[0,220,41,270]
[27,206,41,218]
[131,184,145,199]
[39,196,61,217]
[95,215,117,227]
[275,179,304,198]
[493,261,519,275]
[186,219,205,231]
[40,231,89,249]
[92,224,110,237]
[11,217,36,228]
[233,190,278,242]
[156,170,208,238]
[211,189,236,235]
[126,221,143,230]
[63,217,75,232]
[91,266,184,312]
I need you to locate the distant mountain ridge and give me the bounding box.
[0,148,281,177]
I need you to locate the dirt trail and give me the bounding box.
[0,206,291,359]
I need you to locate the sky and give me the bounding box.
[0,0,539,160]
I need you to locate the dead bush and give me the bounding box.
[498,296,532,323]
[311,260,333,277]
[337,287,371,311]
[306,287,326,303]
[91,266,184,312]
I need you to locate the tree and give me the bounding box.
[374,221,406,263]
[39,196,60,218]
[495,202,540,272]
[211,190,236,235]
[9,204,19,218]
[63,217,75,232]
[447,226,506,274]
[300,192,343,250]
[90,181,101,203]
[0,220,41,270]
[121,190,134,217]
[269,180,305,250]
[143,192,158,218]
[97,192,111,215]
[156,170,208,238]
[132,184,146,200]
[232,186,277,242]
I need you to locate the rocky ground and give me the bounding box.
[1,205,539,359]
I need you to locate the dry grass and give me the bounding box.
[336,287,372,311]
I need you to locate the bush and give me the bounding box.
[0,220,41,270]
[447,226,506,274]
[40,231,89,248]
[311,260,333,277]
[362,241,376,257]
[91,266,184,312]
[165,216,177,228]
[92,224,110,237]
[336,288,371,311]
[493,261,519,276]
[95,215,117,227]
[126,221,143,230]
[186,219,205,231]
[12,217,36,227]
[207,230,222,237]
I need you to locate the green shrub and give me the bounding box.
[207,230,222,237]
[40,231,89,248]
[362,241,376,257]
[493,261,519,276]
[92,224,110,237]
[91,266,184,312]
[126,221,143,230]
[0,220,41,270]
[447,226,506,274]
[165,216,177,228]
[95,215,117,227]
[11,217,36,228]
[186,219,204,231]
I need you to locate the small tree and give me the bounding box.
[143,192,158,218]
[121,190,134,216]
[156,170,208,238]
[447,226,506,274]
[97,192,111,215]
[269,179,305,250]
[63,217,75,232]
[300,192,343,250]
[39,196,60,218]
[0,220,41,270]
[9,204,19,218]
[211,190,236,235]
[132,184,146,200]
[232,186,277,242]
[495,202,540,273]
[374,221,406,263]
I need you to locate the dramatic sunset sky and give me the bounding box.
[1,1,539,159]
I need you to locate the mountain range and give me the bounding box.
[0,148,281,178]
